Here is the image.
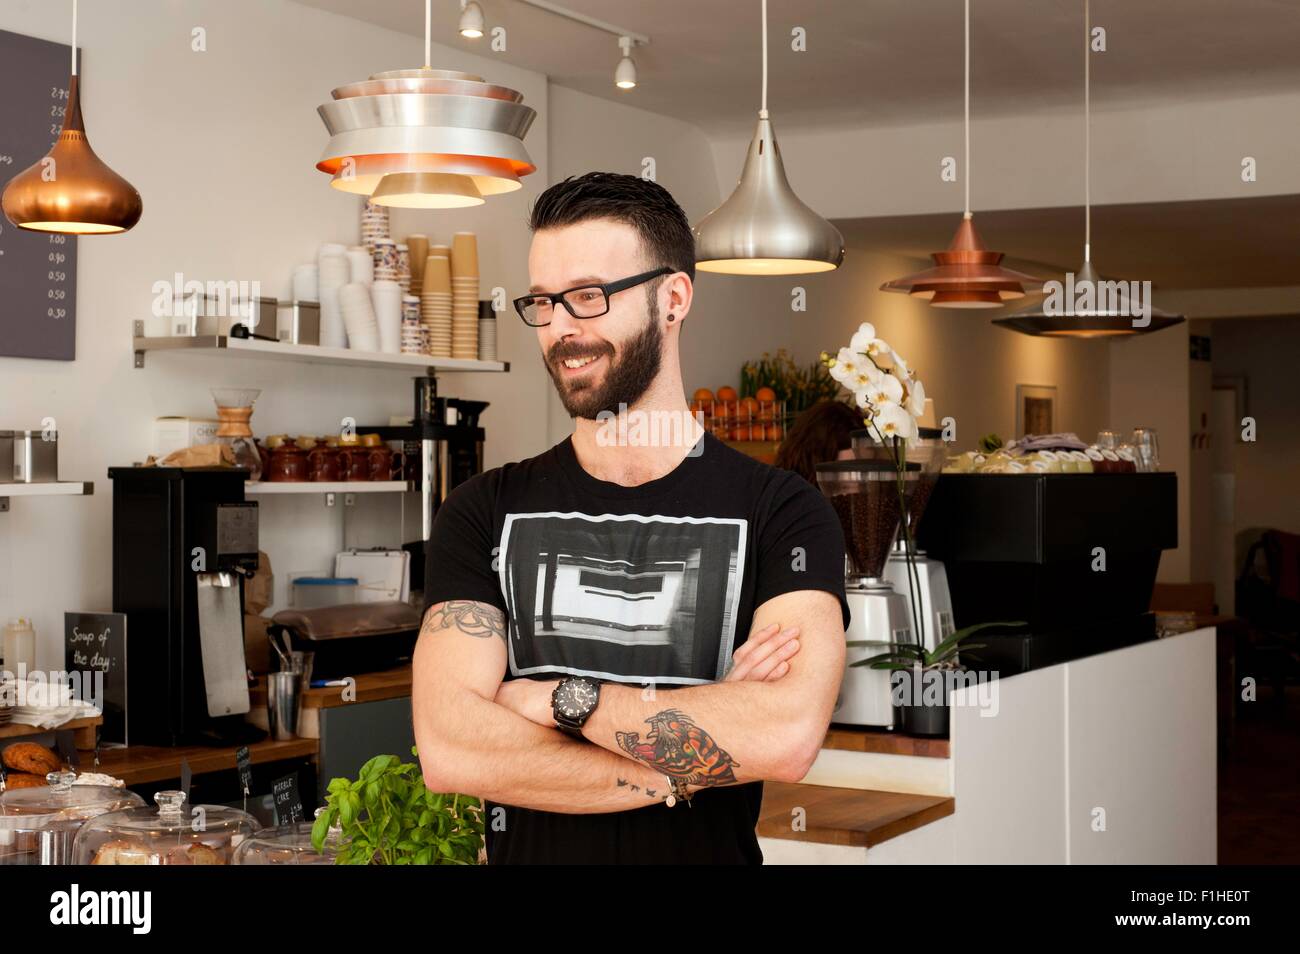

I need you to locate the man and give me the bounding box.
[412,172,849,864]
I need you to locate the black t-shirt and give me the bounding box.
[424,432,849,864]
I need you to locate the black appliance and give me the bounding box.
[267,602,422,680]
[108,466,265,746]
[916,472,1177,674]
[364,376,488,599]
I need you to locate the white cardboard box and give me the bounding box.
[153,417,220,459]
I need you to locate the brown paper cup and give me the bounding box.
[424,254,452,294]
[451,232,479,277]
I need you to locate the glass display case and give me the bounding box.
[0,770,144,865]
[232,817,340,865]
[72,790,257,865]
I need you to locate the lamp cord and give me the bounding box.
[759,0,769,118]
[425,0,432,69]
[1084,0,1091,262]
[963,0,970,217]
[71,0,78,75]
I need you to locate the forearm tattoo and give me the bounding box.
[616,709,739,789]
[427,600,506,642]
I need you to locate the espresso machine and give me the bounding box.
[815,459,918,728]
[366,376,487,598]
[109,467,263,746]
[853,427,955,652]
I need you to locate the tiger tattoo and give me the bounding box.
[615,708,739,787]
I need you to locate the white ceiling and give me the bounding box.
[292,0,1300,135]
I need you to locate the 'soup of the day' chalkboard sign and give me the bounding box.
[0,28,79,360]
[64,611,127,745]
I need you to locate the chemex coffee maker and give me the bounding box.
[852,426,955,653]
[815,458,918,728]
[108,467,264,746]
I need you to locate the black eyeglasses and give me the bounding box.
[513,267,673,327]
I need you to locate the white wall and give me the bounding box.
[0,0,552,663]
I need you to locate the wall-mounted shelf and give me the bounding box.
[0,481,94,513]
[132,328,509,374]
[246,480,412,495]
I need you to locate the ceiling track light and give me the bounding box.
[2,0,143,235]
[994,0,1184,338]
[615,36,637,90]
[881,0,1038,306]
[693,0,845,275]
[459,0,484,39]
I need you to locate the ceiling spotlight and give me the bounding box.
[459,0,484,38]
[615,36,637,89]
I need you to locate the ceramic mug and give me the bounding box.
[268,444,308,482]
[308,445,345,482]
[365,447,405,481]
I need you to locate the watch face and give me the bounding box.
[558,679,598,718]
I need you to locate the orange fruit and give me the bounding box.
[766,423,784,440]
[755,386,777,402]
[757,403,774,424]
[693,388,714,403]
[717,385,738,402]
[716,401,734,420]
[739,396,759,420]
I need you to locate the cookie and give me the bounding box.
[165,842,225,865]
[2,771,48,790]
[91,839,154,865]
[3,742,61,776]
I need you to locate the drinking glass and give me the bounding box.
[1095,430,1120,450]
[1131,427,1160,472]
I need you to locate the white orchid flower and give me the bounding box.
[867,373,904,408]
[866,337,891,359]
[853,386,874,410]
[907,377,927,417]
[849,323,876,353]
[892,353,911,379]
[874,402,918,440]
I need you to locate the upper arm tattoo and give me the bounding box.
[427,600,506,642]
[615,709,739,788]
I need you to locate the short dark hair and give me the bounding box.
[528,172,695,281]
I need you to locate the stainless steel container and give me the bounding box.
[277,301,321,345]
[171,293,278,337]
[3,429,58,483]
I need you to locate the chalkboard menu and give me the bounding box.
[0,28,78,360]
[64,611,127,745]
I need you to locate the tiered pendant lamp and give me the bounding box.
[2,0,142,235]
[693,0,844,275]
[994,0,1183,338]
[315,0,536,208]
[881,0,1037,307]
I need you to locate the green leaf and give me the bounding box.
[928,621,1025,663]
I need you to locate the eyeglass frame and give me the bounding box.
[512,266,675,327]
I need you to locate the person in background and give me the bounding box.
[774,399,863,485]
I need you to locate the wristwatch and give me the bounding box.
[551,676,601,738]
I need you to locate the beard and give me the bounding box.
[545,302,663,420]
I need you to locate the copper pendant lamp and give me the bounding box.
[993,0,1183,338]
[693,0,844,275]
[2,0,142,235]
[881,0,1035,307]
[316,0,536,208]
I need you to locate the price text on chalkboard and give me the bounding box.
[271,772,304,826]
[0,28,79,360]
[64,611,127,745]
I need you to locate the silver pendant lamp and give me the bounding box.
[693,0,844,275]
[994,0,1183,337]
[315,0,536,208]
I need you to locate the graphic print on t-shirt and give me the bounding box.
[498,512,747,685]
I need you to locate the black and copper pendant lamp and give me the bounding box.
[881,0,1038,307]
[693,0,845,275]
[2,0,143,234]
[994,0,1183,338]
[315,0,536,208]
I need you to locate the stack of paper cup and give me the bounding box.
[346,246,373,285]
[371,280,403,355]
[339,282,379,351]
[361,199,390,249]
[477,300,498,361]
[450,232,479,360]
[421,248,453,357]
[292,263,319,303]
[318,244,350,348]
[405,234,429,296]
[373,238,398,282]
[400,295,425,354]
[396,244,411,294]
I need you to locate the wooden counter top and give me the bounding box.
[758,781,955,848]
[248,666,413,711]
[92,737,318,787]
[822,726,950,758]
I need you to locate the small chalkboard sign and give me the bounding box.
[235,746,252,794]
[64,611,127,745]
[0,28,80,360]
[271,771,304,825]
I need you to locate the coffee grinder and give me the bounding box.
[853,427,955,652]
[815,459,918,728]
[108,466,263,746]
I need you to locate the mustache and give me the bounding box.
[547,339,614,364]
